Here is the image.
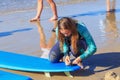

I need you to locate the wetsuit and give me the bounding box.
[49,22,97,63]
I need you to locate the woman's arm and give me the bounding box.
[77,23,97,60]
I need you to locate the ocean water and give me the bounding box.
[0,0,36,14]
[0,0,96,15]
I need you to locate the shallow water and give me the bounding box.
[0,0,96,15]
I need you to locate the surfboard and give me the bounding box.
[0,70,32,80]
[0,51,80,77]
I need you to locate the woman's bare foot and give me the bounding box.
[30,17,40,22]
[49,16,58,21]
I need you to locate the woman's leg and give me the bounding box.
[106,0,110,12]
[47,0,58,21]
[30,0,43,22]
[71,39,87,57]
[49,42,63,63]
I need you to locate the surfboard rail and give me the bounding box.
[0,51,80,77]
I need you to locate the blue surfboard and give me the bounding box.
[0,70,32,80]
[0,51,80,77]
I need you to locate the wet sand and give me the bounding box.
[0,0,120,80]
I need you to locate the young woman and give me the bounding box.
[49,17,97,69]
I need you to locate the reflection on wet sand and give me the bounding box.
[105,11,118,39]
[99,9,119,48]
[100,10,120,48]
[34,21,57,59]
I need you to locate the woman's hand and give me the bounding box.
[72,57,84,69]
[65,55,71,66]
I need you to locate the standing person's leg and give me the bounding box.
[30,0,43,22]
[111,0,116,11]
[47,0,58,21]
[106,0,110,12]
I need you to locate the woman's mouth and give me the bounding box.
[64,33,70,37]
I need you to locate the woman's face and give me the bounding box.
[59,26,71,37]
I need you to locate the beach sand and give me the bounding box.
[0,0,120,80]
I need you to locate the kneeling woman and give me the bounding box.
[49,17,97,69]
